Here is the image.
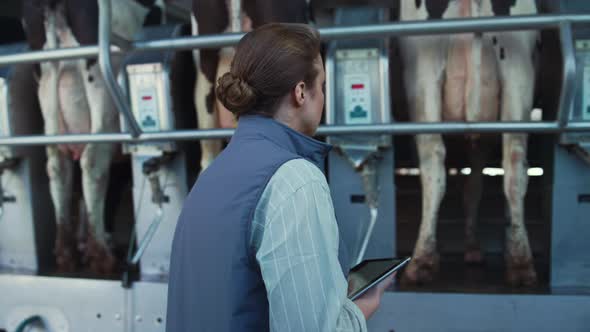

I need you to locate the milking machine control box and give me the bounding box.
[328,47,391,149]
[0,46,19,157]
[559,38,590,145]
[556,0,590,145]
[119,25,186,156]
[125,62,176,155]
[574,39,590,128]
[581,42,590,122]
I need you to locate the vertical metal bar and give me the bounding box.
[557,22,577,128]
[324,43,336,126]
[229,0,242,33]
[130,208,164,265]
[98,0,142,137]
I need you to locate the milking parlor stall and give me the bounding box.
[0,0,589,331]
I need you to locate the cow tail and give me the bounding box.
[45,8,61,136]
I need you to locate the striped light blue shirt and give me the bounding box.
[249,158,368,332]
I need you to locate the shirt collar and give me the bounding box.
[233,114,332,168]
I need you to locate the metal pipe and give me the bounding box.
[0,46,105,67]
[127,13,590,53]
[132,33,244,53]
[315,121,585,135]
[1,121,590,146]
[320,14,590,41]
[557,22,577,128]
[130,208,164,265]
[98,0,142,137]
[355,158,380,266]
[567,122,590,131]
[2,14,590,67]
[229,0,242,33]
[97,121,590,136]
[0,133,132,146]
[356,207,378,266]
[139,121,590,143]
[139,128,235,141]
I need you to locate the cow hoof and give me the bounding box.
[84,235,117,275]
[54,224,78,272]
[506,257,537,287]
[55,250,77,273]
[89,253,117,276]
[401,252,440,285]
[464,244,485,265]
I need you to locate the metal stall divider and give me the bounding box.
[551,0,590,291]
[325,6,395,268]
[0,43,54,274]
[118,23,195,282]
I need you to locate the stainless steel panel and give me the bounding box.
[0,275,127,332]
[131,281,168,332]
[132,154,187,280]
[551,144,590,289]
[369,291,590,332]
[0,56,53,272]
[561,37,590,144]
[0,160,41,272]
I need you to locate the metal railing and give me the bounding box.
[0,1,588,147]
[0,121,588,146]
[2,13,590,66]
[98,0,141,137]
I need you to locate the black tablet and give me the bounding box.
[347,257,411,301]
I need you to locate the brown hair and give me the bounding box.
[216,23,321,117]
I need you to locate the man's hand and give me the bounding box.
[351,272,395,321]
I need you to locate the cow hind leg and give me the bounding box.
[80,144,116,274]
[495,33,538,286]
[503,132,536,286]
[80,63,118,274]
[404,134,446,284]
[463,144,487,264]
[39,63,77,272]
[500,84,536,286]
[503,131,536,286]
[79,138,116,272]
[48,147,76,272]
[403,79,446,284]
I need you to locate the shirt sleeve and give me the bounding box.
[252,170,368,332]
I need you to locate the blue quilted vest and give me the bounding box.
[166,115,350,332]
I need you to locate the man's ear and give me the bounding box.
[293,81,306,107]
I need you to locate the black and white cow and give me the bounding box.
[191,0,311,171]
[21,0,163,274]
[399,0,539,286]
